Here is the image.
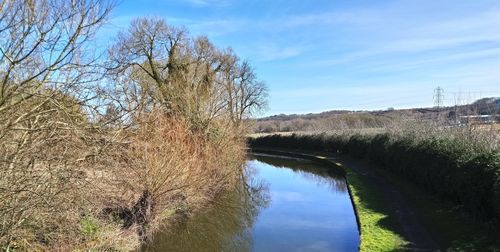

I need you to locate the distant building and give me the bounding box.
[459,115,499,125]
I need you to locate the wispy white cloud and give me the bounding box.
[298,6,500,86]
[271,191,306,202]
[110,0,500,114]
[189,19,247,37]
[252,44,306,62]
[284,9,383,27]
[341,47,500,75]
[181,0,230,7]
[295,241,332,252]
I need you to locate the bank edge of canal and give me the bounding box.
[251,149,362,241]
[251,148,436,252]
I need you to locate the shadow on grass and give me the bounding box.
[377,168,500,252]
[345,168,412,252]
[251,148,412,251]
[249,147,500,251]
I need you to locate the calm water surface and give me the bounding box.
[145,154,359,252]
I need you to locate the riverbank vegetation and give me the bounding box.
[249,124,500,250]
[0,0,266,250]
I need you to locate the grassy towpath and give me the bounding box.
[254,147,500,251]
[253,148,439,251]
[328,156,439,251]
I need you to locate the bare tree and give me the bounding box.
[0,10,267,248]
[107,17,267,131]
[0,0,113,247]
[107,18,189,115]
[225,59,268,127]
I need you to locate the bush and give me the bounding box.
[249,133,500,224]
[99,112,246,243]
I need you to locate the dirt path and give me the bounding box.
[326,154,441,251]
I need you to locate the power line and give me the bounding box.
[434,86,444,122]
[434,86,444,109]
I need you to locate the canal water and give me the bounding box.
[145,153,359,251]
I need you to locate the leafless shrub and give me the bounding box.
[0,0,114,249]
[91,111,246,243]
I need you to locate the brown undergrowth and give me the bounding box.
[94,113,246,248]
[1,112,247,251]
[0,1,265,249]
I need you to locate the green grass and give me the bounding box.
[252,147,500,251]
[252,148,410,251]
[375,168,500,251]
[80,217,100,239]
[342,165,409,252]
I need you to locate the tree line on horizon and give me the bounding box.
[252,97,500,133]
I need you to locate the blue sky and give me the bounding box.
[100,0,500,116]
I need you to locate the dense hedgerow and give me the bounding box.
[249,133,500,224]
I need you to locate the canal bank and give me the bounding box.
[250,147,500,251]
[251,149,421,251]
[145,153,360,251]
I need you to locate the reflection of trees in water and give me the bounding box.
[144,155,346,251]
[293,169,347,193]
[250,154,348,193]
[144,169,269,252]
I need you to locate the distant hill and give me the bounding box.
[252,97,500,133]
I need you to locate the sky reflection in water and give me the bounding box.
[249,155,359,252]
[145,154,359,252]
